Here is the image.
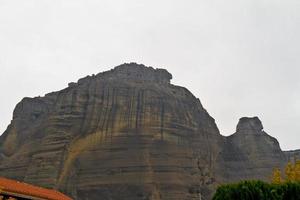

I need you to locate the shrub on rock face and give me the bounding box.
[212,181,300,200]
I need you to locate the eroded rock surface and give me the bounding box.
[216,117,287,182]
[0,63,298,200]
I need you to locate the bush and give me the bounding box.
[213,180,300,200]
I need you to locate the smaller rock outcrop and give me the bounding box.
[216,117,286,182]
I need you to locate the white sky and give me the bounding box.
[0,0,299,150]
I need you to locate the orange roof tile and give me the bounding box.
[0,177,72,200]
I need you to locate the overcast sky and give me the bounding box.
[0,0,299,150]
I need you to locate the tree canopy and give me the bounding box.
[213,161,300,200]
[213,181,300,200]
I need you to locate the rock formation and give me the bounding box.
[216,117,287,183]
[0,63,298,200]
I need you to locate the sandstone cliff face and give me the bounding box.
[0,63,221,200]
[0,63,298,200]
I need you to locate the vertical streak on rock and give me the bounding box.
[106,87,113,143]
[98,86,105,133]
[103,87,110,139]
[140,90,144,129]
[128,89,134,130]
[95,85,104,135]
[142,90,146,127]
[91,79,100,134]
[87,80,97,134]
[127,90,130,130]
[135,89,145,132]
[135,91,141,131]
[109,88,117,144]
[78,82,91,135]
[160,101,165,140]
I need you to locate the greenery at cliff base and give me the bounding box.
[213,180,300,200]
[213,161,300,200]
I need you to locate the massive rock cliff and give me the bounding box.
[0,63,298,200]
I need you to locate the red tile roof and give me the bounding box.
[0,177,72,200]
